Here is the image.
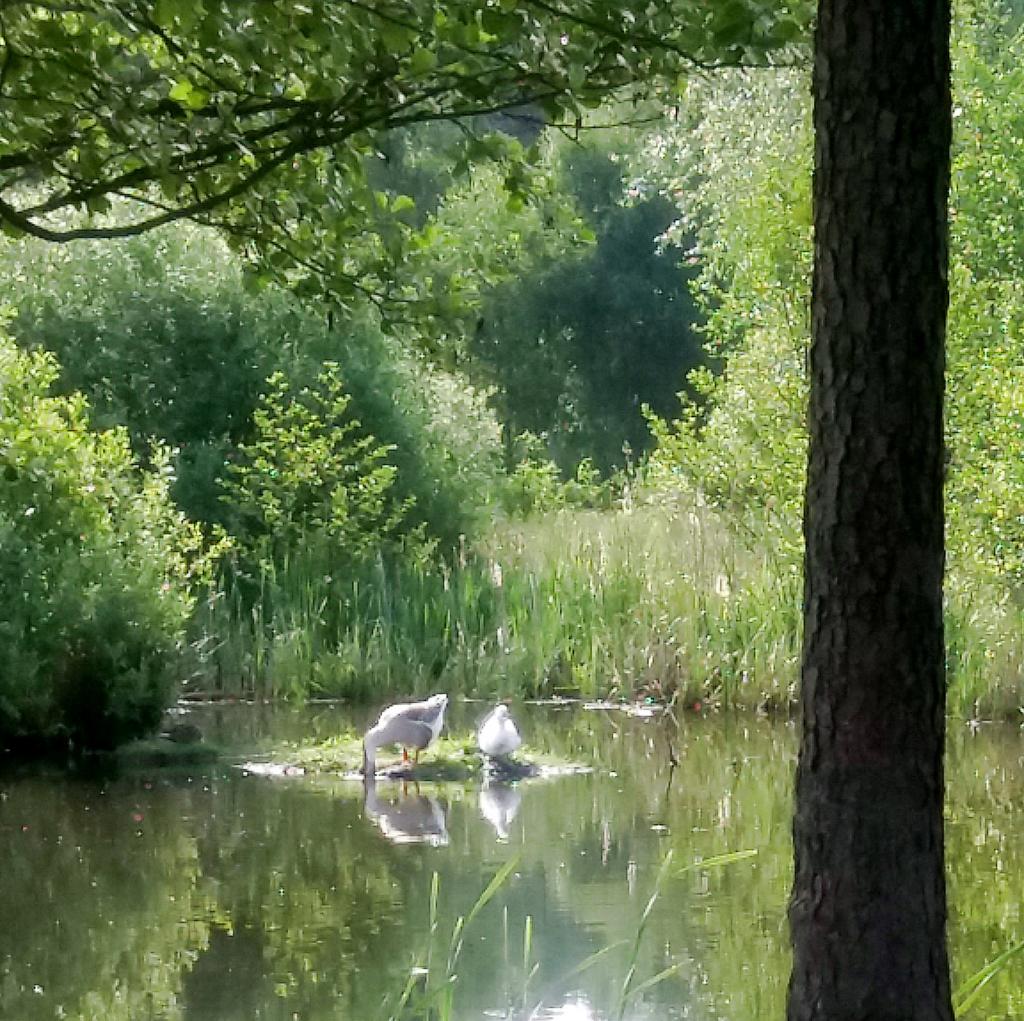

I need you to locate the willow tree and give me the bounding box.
[788,1,954,1018]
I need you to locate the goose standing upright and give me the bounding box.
[362,693,448,775]
[477,704,522,762]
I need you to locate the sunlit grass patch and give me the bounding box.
[187,500,803,711]
[184,496,1024,720]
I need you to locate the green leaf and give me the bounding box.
[167,80,194,104]
[185,85,209,110]
[409,48,437,75]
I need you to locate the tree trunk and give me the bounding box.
[787,2,953,1019]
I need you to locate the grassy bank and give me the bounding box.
[184,501,1024,720]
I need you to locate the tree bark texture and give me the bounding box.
[788,2,953,1020]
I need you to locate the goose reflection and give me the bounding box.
[362,779,449,847]
[478,782,522,842]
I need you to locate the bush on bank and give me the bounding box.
[0,329,212,751]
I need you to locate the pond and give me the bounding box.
[1,704,1022,1020]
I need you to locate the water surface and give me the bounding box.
[1,705,1021,1019]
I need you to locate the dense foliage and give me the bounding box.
[640,0,1023,583]
[946,0,1024,586]
[1,225,504,547]
[471,138,706,472]
[636,0,1024,715]
[6,0,1024,741]
[638,68,810,563]
[0,1,808,315]
[0,329,208,749]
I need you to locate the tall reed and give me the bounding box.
[185,498,1024,718]
[185,499,803,708]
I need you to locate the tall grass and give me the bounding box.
[185,499,804,708]
[944,573,1024,720]
[185,496,1024,718]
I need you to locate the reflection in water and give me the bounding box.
[478,781,522,841]
[2,708,1024,1020]
[362,778,449,846]
[536,995,600,1020]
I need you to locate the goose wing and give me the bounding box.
[376,698,443,727]
[372,715,434,749]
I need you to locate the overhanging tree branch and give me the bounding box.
[0,0,811,313]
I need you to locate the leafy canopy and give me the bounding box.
[0,1,808,301]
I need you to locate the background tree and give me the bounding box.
[473,138,705,473]
[788,1,954,1018]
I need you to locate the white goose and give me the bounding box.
[477,704,522,762]
[362,693,448,775]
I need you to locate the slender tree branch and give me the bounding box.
[0,135,306,239]
[521,0,807,71]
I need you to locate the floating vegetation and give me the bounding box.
[114,737,223,768]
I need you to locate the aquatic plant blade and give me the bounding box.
[624,960,685,1001]
[464,853,521,928]
[558,940,630,984]
[523,940,632,1017]
[676,848,758,874]
[615,851,676,1020]
[954,940,1024,1017]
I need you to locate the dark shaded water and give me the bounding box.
[1,705,1022,1020]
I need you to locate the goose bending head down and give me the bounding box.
[362,693,448,775]
[477,704,522,762]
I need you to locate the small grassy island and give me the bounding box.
[250,732,590,783]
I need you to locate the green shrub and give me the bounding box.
[221,363,425,563]
[291,317,504,549]
[503,456,567,518]
[500,433,619,517]
[0,330,209,750]
[0,225,506,549]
